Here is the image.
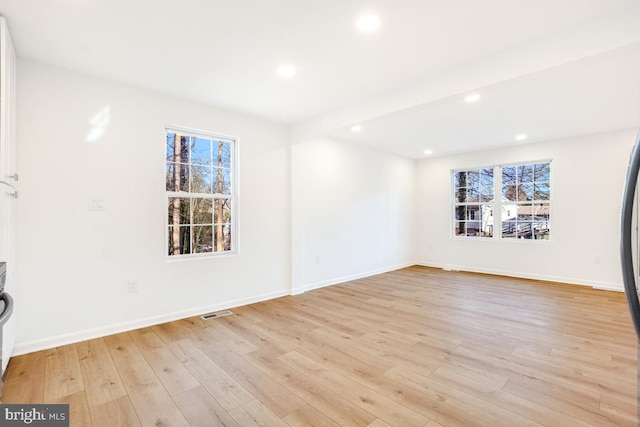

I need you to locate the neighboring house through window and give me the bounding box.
[501,162,550,240]
[453,168,494,237]
[452,161,551,241]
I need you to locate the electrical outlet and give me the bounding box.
[315,256,320,265]
[128,279,138,293]
[593,255,601,264]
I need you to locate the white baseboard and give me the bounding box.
[15,261,621,356]
[289,287,305,296]
[299,262,415,293]
[13,289,289,356]
[591,283,625,292]
[415,261,623,292]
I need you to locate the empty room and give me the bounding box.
[0,1,638,426]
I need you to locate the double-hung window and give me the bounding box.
[501,163,550,240]
[165,127,237,257]
[452,161,551,241]
[453,168,495,237]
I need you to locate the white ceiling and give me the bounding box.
[2,0,640,158]
[331,44,640,158]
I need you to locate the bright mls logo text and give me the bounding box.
[5,407,47,424]
[0,404,68,426]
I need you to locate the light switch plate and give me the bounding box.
[89,199,106,211]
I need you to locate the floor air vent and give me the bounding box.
[201,310,233,320]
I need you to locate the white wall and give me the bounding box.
[15,60,291,354]
[415,129,637,290]
[291,138,415,292]
[14,59,636,355]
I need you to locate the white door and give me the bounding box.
[0,16,17,374]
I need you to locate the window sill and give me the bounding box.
[165,250,239,262]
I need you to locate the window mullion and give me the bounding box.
[495,165,501,240]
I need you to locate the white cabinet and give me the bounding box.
[0,16,17,374]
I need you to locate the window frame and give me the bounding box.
[164,125,239,260]
[500,160,551,242]
[451,159,552,242]
[452,167,496,239]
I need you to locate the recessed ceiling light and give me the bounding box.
[356,14,381,33]
[423,150,433,155]
[351,125,362,132]
[464,93,481,103]
[515,134,528,141]
[277,64,296,79]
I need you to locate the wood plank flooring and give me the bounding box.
[4,266,638,426]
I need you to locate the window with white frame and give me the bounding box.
[165,128,236,257]
[452,161,551,241]
[501,162,550,240]
[453,168,495,237]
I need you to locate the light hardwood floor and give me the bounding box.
[3,266,638,426]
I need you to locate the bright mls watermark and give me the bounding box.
[0,405,69,426]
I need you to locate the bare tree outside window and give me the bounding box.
[453,168,494,237]
[501,162,550,240]
[166,129,235,257]
[452,162,551,241]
